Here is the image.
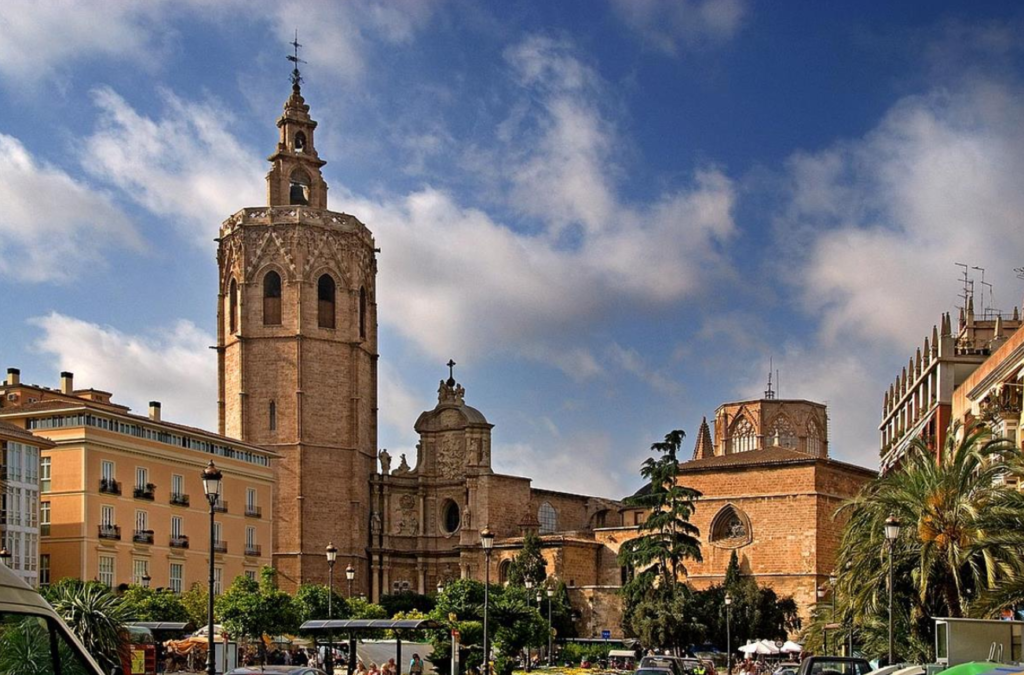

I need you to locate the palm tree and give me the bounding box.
[827,423,1024,659]
[47,580,133,671]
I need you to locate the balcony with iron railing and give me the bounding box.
[132,529,154,545]
[170,492,190,507]
[245,544,262,557]
[99,478,121,495]
[245,504,262,518]
[98,524,121,540]
[133,483,156,500]
[212,499,228,513]
[212,540,228,554]
[169,535,190,549]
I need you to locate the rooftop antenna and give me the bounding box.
[972,266,989,317]
[956,262,970,313]
[777,368,781,400]
[287,30,306,89]
[765,357,775,400]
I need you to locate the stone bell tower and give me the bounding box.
[216,71,378,591]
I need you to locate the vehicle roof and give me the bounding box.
[0,562,59,615]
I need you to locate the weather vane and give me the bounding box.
[287,30,306,88]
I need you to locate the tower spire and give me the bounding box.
[764,357,775,400]
[287,30,306,91]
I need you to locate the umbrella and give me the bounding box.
[739,642,773,655]
[760,640,781,654]
[781,641,802,654]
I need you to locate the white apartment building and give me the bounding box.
[0,420,49,587]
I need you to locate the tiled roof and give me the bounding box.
[0,420,54,447]
[678,446,876,476]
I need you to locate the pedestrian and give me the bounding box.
[410,653,425,675]
[369,661,381,675]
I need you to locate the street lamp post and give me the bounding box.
[524,578,534,671]
[481,527,495,675]
[817,585,828,655]
[546,587,554,667]
[885,515,901,666]
[725,593,732,675]
[142,573,152,589]
[346,564,355,598]
[828,574,837,655]
[202,461,223,675]
[326,543,338,675]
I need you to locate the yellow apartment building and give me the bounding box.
[0,368,276,593]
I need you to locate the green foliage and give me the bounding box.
[47,580,133,671]
[821,423,1024,663]
[385,610,430,639]
[507,530,547,587]
[380,590,435,617]
[295,583,349,625]
[619,430,703,587]
[180,582,212,629]
[724,550,741,588]
[216,566,299,663]
[559,641,613,665]
[347,596,388,619]
[119,585,190,624]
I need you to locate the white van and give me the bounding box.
[0,562,108,673]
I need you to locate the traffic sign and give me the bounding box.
[602,630,611,640]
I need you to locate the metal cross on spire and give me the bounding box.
[446,359,457,386]
[287,30,306,88]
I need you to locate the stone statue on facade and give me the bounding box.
[394,453,412,475]
[378,448,392,474]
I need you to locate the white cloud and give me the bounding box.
[378,361,429,444]
[492,434,630,497]
[81,87,263,245]
[0,134,139,282]
[0,0,443,87]
[784,82,1024,349]
[607,343,680,395]
[610,0,748,55]
[29,312,216,430]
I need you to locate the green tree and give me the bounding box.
[618,430,703,587]
[119,585,190,624]
[47,580,133,671]
[507,530,547,587]
[347,596,388,619]
[427,579,487,675]
[821,423,1024,662]
[180,582,212,629]
[295,583,349,626]
[216,566,299,664]
[380,590,435,617]
[490,585,548,675]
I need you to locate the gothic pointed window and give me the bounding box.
[730,416,757,453]
[767,415,797,449]
[359,286,367,339]
[807,420,823,457]
[289,169,311,205]
[228,278,239,334]
[263,271,282,326]
[269,400,277,432]
[709,504,751,548]
[294,131,307,154]
[317,274,336,329]
[538,502,557,534]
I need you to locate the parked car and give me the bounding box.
[636,667,677,675]
[773,661,801,675]
[0,562,108,673]
[798,656,873,675]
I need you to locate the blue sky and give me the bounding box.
[3,1,1024,498]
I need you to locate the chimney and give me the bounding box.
[6,368,20,386]
[149,401,161,422]
[59,371,74,394]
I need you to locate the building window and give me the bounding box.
[135,510,148,534]
[40,502,50,536]
[12,488,21,526]
[213,521,222,546]
[709,504,752,548]
[269,401,276,432]
[132,559,149,587]
[135,467,148,491]
[39,457,51,492]
[101,460,115,483]
[98,556,115,587]
[171,473,184,498]
[359,287,367,339]
[246,526,256,550]
[101,505,114,528]
[538,502,557,534]
[213,567,223,596]
[767,415,797,449]
[169,563,183,594]
[441,500,461,534]
[730,417,757,453]
[229,278,239,334]
[498,559,512,585]
[39,554,50,587]
[171,516,183,540]
[317,274,336,329]
[807,421,823,457]
[263,271,282,325]
[246,488,257,513]
[245,570,257,581]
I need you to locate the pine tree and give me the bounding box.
[724,550,741,588]
[508,530,547,586]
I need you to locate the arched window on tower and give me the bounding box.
[729,417,757,454]
[359,286,367,339]
[538,502,557,534]
[807,421,823,457]
[294,131,306,154]
[228,278,239,334]
[263,271,282,325]
[289,169,311,205]
[317,274,336,329]
[269,400,277,432]
[766,415,797,449]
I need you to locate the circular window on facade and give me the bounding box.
[441,500,461,534]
